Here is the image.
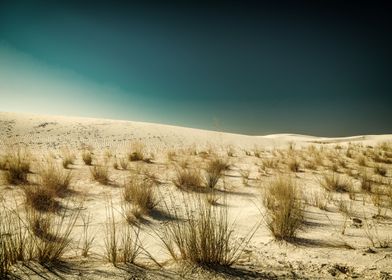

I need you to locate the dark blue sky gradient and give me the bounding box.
[0,1,391,136]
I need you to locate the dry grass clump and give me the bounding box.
[80,214,95,257]
[119,157,129,170]
[82,149,93,165]
[123,177,157,215]
[319,172,352,193]
[263,176,304,240]
[239,168,251,186]
[26,206,79,264]
[173,167,203,190]
[2,148,31,185]
[357,155,367,167]
[288,158,301,172]
[104,204,141,264]
[0,201,80,276]
[61,148,76,169]
[204,158,228,189]
[128,142,146,161]
[304,159,317,170]
[157,194,256,266]
[167,150,177,162]
[39,159,72,197]
[226,146,236,157]
[23,185,59,212]
[90,164,110,185]
[359,171,373,193]
[0,204,33,277]
[374,164,387,177]
[261,158,278,169]
[306,190,329,210]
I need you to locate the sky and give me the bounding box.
[0,0,391,136]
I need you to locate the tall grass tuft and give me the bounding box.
[123,177,157,215]
[82,149,93,165]
[204,158,228,189]
[104,202,141,264]
[263,176,304,240]
[2,148,31,185]
[156,194,257,266]
[39,159,72,197]
[128,142,145,161]
[26,206,80,264]
[90,164,110,185]
[23,185,59,212]
[61,148,76,169]
[319,172,352,193]
[173,166,203,190]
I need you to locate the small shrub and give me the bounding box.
[90,164,110,185]
[263,177,304,240]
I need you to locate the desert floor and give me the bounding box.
[1,112,392,279]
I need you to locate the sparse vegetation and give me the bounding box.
[123,177,157,215]
[128,141,145,161]
[61,148,76,169]
[319,172,352,193]
[23,185,59,212]
[82,149,93,165]
[104,202,141,264]
[157,194,256,266]
[39,159,72,197]
[2,147,31,185]
[119,157,129,170]
[80,213,95,257]
[288,158,300,172]
[374,164,387,176]
[173,166,203,190]
[263,176,304,240]
[204,158,228,189]
[90,164,110,185]
[359,171,373,193]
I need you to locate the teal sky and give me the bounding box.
[0,1,391,136]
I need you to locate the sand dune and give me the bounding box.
[1,111,392,279]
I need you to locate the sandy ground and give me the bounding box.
[1,111,392,279]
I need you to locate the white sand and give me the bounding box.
[1,111,392,279]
